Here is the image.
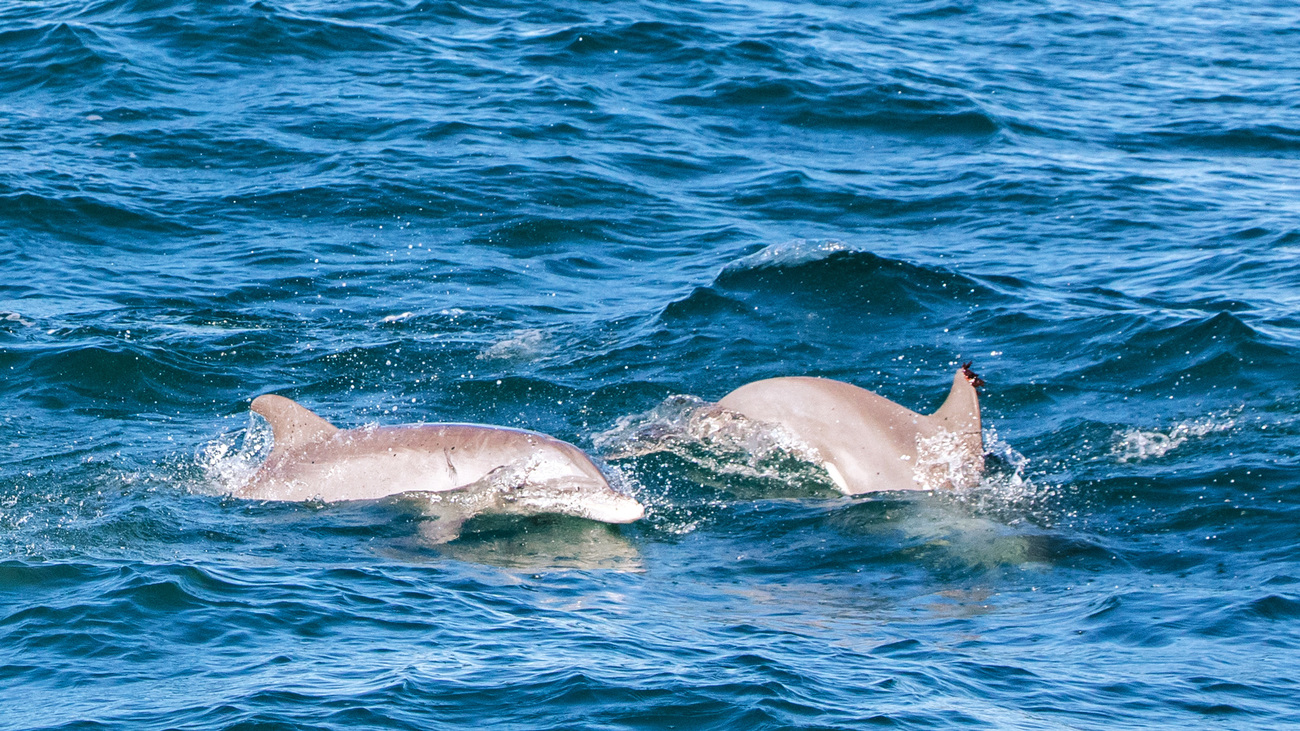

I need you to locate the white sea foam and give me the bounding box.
[477,328,551,361]
[1111,410,1237,462]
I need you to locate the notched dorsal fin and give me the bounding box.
[251,394,338,461]
[930,367,982,436]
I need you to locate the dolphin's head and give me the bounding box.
[497,477,645,524]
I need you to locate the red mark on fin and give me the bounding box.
[961,362,986,389]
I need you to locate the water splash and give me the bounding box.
[399,454,642,545]
[593,395,840,495]
[942,425,1061,529]
[1111,410,1238,462]
[913,428,982,491]
[195,414,274,495]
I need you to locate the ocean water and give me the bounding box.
[2,0,1299,728]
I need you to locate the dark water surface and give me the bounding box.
[3,0,1299,728]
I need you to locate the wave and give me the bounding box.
[100,129,319,170]
[520,20,724,64]
[1119,122,1300,154]
[0,191,208,240]
[0,23,133,95]
[710,167,988,223]
[663,244,999,323]
[668,77,999,136]
[723,238,849,269]
[107,2,405,64]
[1085,311,1293,393]
[0,342,243,409]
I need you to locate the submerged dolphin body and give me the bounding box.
[717,367,985,494]
[236,395,645,541]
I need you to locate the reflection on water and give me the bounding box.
[422,514,642,572]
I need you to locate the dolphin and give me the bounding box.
[715,365,985,494]
[234,394,645,541]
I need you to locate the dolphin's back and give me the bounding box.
[241,393,609,502]
[233,395,645,539]
[718,369,982,494]
[238,422,607,502]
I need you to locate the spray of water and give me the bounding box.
[940,425,1059,528]
[593,395,842,494]
[1110,409,1238,462]
[195,414,274,495]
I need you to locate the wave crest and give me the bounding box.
[725,239,850,270]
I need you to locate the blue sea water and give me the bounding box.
[2,0,1299,728]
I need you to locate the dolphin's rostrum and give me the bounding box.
[236,394,645,542]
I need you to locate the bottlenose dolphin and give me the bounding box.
[716,365,985,494]
[235,395,645,541]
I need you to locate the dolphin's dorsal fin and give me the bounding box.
[930,367,982,436]
[251,394,338,461]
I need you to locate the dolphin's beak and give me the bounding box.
[581,491,645,524]
[606,496,646,523]
[510,479,646,524]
